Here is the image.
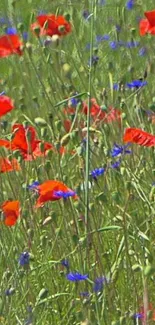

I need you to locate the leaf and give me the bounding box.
[96,225,122,233]
[138,231,150,241]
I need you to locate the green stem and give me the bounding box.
[85,0,95,270]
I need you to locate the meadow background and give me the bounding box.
[0,0,155,324]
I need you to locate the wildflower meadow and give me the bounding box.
[0,0,155,324]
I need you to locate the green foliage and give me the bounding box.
[0,0,155,324]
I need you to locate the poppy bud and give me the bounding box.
[17,22,24,33]
[42,216,52,226]
[33,26,40,37]
[63,63,71,73]
[60,133,71,146]
[34,117,47,127]
[38,288,48,300]
[55,120,62,131]
[144,265,155,277]
[44,160,51,172]
[64,13,71,22]
[132,264,142,272]
[26,42,32,55]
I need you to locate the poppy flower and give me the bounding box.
[123,128,155,147]
[31,14,72,37]
[139,10,155,36]
[1,200,20,226]
[0,157,21,173]
[0,34,23,57]
[0,123,53,160]
[83,99,121,126]
[35,180,77,208]
[0,95,14,117]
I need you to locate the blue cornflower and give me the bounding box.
[68,94,80,107]
[80,292,90,297]
[111,160,121,169]
[98,0,106,4]
[133,313,143,319]
[88,55,99,67]
[54,190,76,199]
[113,83,119,91]
[93,276,108,292]
[126,41,139,48]
[0,91,5,96]
[96,35,110,42]
[19,252,30,266]
[5,288,15,296]
[66,272,88,282]
[115,25,121,33]
[139,47,147,56]
[126,80,147,88]
[6,27,17,35]
[27,181,40,191]
[22,32,28,41]
[82,10,90,20]
[109,41,118,50]
[111,143,132,157]
[61,259,69,269]
[91,167,105,179]
[126,0,134,10]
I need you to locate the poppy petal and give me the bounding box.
[123,128,155,147]
[144,10,155,26]
[0,95,14,117]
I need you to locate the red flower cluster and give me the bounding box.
[139,9,155,36]
[0,13,72,58]
[123,128,155,147]
[0,123,53,160]
[0,35,23,58]
[64,98,121,130]
[31,14,72,37]
[1,200,20,226]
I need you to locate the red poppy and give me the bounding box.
[123,128,155,147]
[139,9,155,36]
[0,95,14,117]
[0,157,21,173]
[0,34,23,57]
[83,99,121,126]
[1,200,20,226]
[0,124,53,160]
[31,14,72,37]
[35,180,77,208]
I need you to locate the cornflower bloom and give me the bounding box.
[126,80,147,88]
[93,276,108,292]
[111,143,132,157]
[126,0,134,10]
[66,272,88,281]
[19,252,30,266]
[91,167,105,180]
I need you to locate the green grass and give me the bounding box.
[0,0,155,324]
